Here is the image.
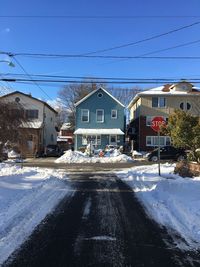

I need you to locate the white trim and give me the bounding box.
[74,128,124,135]
[82,135,101,145]
[81,109,89,122]
[96,109,104,123]
[75,87,125,107]
[146,136,171,146]
[111,109,117,119]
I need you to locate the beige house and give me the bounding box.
[0,91,58,157]
[128,81,200,151]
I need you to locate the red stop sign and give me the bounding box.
[151,116,166,132]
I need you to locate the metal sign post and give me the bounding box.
[158,131,161,176]
[151,116,166,176]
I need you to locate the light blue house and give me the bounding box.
[74,87,125,150]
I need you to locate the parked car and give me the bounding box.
[147,146,186,162]
[43,145,63,157]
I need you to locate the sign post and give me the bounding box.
[151,116,166,176]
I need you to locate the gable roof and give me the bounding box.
[128,83,200,109]
[74,87,125,107]
[0,91,58,114]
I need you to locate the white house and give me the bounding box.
[0,91,58,157]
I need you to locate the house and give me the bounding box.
[0,91,58,157]
[74,87,125,151]
[127,81,200,151]
[57,122,74,150]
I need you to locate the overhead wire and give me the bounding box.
[12,57,54,100]
[0,15,200,19]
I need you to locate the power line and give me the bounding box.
[12,57,53,100]
[8,55,200,59]
[0,15,200,19]
[2,32,200,61]
[3,73,200,82]
[82,21,200,55]
[2,78,200,85]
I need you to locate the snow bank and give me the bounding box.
[55,149,133,163]
[0,163,71,265]
[117,164,200,250]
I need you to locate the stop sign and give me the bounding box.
[151,116,166,132]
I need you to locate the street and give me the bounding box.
[4,172,200,267]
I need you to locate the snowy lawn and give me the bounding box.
[117,163,200,250]
[55,149,133,163]
[0,163,72,265]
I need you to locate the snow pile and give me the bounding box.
[117,164,200,249]
[7,150,20,159]
[0,163,71,265]
[55,149,133,163]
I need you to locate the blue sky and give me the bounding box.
[0,0,200,102]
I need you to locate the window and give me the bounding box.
[82,135,101,145]
[152,97,166,108]
[26,109,39,119]
[180,102,191,111]
[96,109,104,122]
[15,97,20,103]
[81,109,89,122]
[146,116,153,126]
[51,134,54,142]
[146,136,171,146]
[111,110,117,119]
[98,92,103,98]
[110,135,117,145]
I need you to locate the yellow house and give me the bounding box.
[128,81,200,151]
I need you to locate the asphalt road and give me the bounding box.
[4,172,200,267]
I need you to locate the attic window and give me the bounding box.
[97,92,103,98]
[15,97,20,103]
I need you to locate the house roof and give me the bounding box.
[74,87,125,107]
[128,83,200,109]
[74,128,125,135]
[0,91,58,114]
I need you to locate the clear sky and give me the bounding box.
[0,0,200,102]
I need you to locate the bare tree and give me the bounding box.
[108,86,142,106]
[58,82,97,128]
[0,101,27,158]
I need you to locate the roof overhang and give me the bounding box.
[74,128,124,135]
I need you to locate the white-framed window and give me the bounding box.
[110,135,117,145]
[82,135,101,145]
[180,102,192,111]
[96,109,104,123]
[146,116,168,126]
[146,116,153,126]
[111,109,117,119]
[81,109,89,122]
[146,136,171,146]
[152,97,166,108]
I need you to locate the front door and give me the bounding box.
[109,135,117,145]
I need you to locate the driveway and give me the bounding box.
[5,172,199,267]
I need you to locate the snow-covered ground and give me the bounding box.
[117,163,200,250]
[0,163,71,265]
[55,149,133,163]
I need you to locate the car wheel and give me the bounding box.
[151,156,158,162]
[177,155,185,161]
